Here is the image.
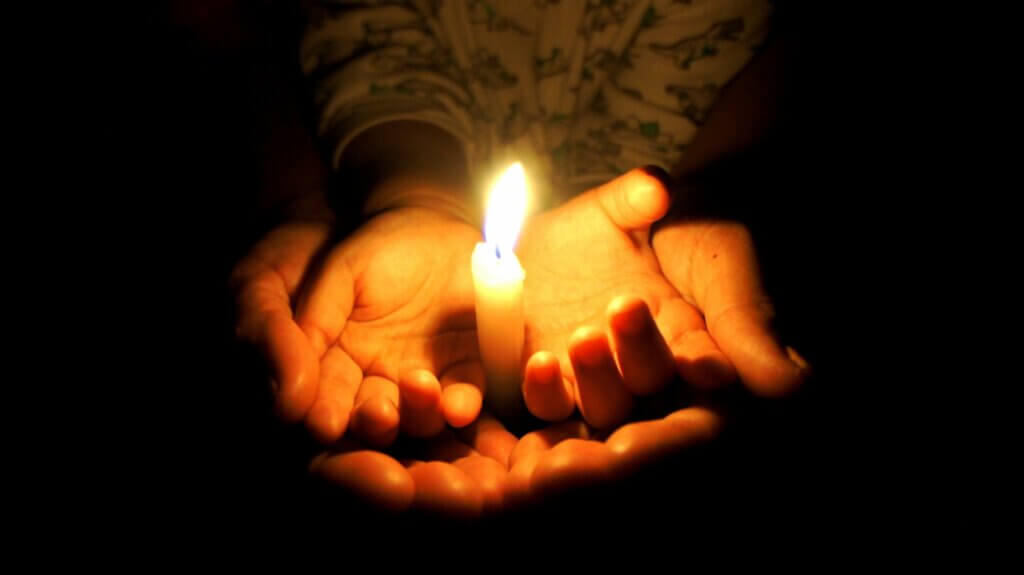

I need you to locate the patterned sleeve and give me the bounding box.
[300,0,775,199]
[564,0,774,184]
[300,1,475,171]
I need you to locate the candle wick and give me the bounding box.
[495,244,502,259]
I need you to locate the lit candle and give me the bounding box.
[473,162,528,418]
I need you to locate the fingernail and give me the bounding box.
[639,164,672,185]
[786,346,811,374]
[786,343,811,376]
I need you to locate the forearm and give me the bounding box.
[339,120,474,224]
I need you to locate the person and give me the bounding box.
[232,0,809,516]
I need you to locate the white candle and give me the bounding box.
[473,162,528,417]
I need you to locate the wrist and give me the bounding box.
[365,176,478,226]
[337,120,474,224]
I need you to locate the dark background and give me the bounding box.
[134,0,882,535]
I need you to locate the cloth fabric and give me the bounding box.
[301,0,772,201]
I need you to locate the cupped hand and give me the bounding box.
[232,220,332,424]
[309,412,518,518]
[516,167,809,428]
[516,168,738,429]
[292,204,492,445]
[505,405,722,506]
[233,200,492,447]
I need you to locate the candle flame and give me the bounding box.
[484,162,528,255]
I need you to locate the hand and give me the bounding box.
[651,207,809,398]
[516,168,809,428]
[309,412,518,517]
[291,203,489,445]
[232,220,332,424]
[507,166,811,500]
[516,168,735,428]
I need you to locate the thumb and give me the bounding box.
[654,220,809,397]
[592,167,671,231]
[232,222,330,422]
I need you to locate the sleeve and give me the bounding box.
[300,1,476,171]
[572,0,774,176]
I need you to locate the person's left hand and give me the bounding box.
[506,166,810,501]
[515,168,738,428]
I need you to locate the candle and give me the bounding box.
[473,162,528,418]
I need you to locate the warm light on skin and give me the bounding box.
[484,162,528,257]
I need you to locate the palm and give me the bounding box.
[331,207,481,382]
[518,186,700,381]
[293,206,489,443]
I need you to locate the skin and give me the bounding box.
[508,406,725,504]
[518,169,736,430]
[291,203,486,445]
[308,413,517,518]
[232,169,810,517]
[517,169,810,429]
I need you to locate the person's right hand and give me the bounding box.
[291,202,490,446]
[233,189,491,445]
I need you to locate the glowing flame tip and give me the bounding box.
[484,162,528,253]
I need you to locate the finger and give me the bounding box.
[309,449,415,513]
[604,406,722,477]
[294,245,355,358]
[505,449,543,509]
[439,362,486,429]
[677,223,808,397]
[456,412,519,468]
[508,419,591,469]
[606,296,676,395]
[233,223,331,423]
[399,369,446,438]
[305,346,363,444]
[405,461,484,519]
[350,375,400,448]
[421,428,509,511]
[236,274,320,423]
[414,428,510,515]
[506,420,590,507]
[656,298,738,390]
[529,439,616,499]
[522,351,575,421]
[569,326,634,429]
[453,455,507,515]
[593,168,671,231]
